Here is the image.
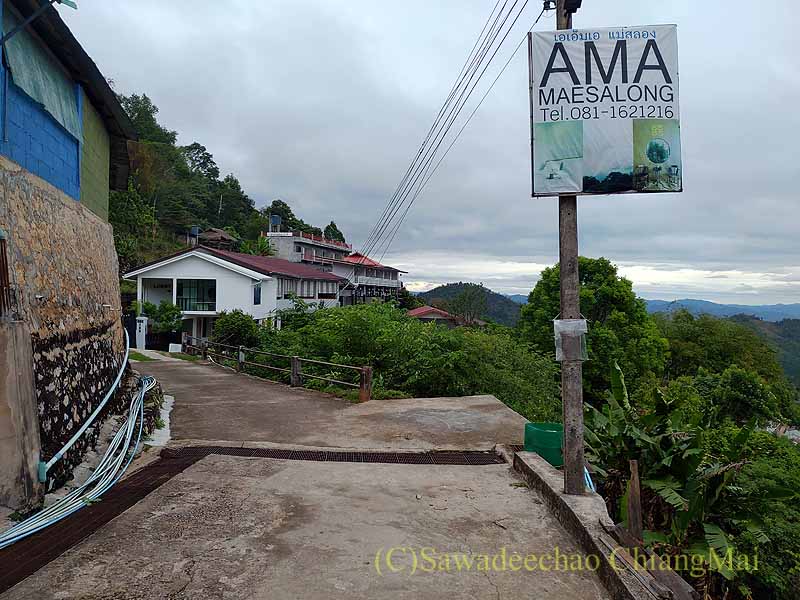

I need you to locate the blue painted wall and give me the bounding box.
[0,63,81,200]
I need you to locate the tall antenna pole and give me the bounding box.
[556,0,586,495]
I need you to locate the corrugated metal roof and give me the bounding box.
[407,305,455,319]
[209,248,345,281]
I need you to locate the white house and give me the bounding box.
[123,246,344,341]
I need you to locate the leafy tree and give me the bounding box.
[181,142,220,180]
[213,310,261,347]
[323,221,346,242]
[112,91,346,273]
[518,257,668,403]
[266,199,322,235]
[396,287,424,310]
[448,283,488,324]
[655,311,799,425]
[697,366,781,425]
[118,93,177,144]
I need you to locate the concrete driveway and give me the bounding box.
[1,359,612,599]
[135,360,528,450]
[3,455,610,600]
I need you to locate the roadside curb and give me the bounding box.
[512,451,651,600]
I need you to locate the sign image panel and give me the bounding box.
[531,25,681,197]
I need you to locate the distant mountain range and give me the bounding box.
[418,283,521,326]
[506,294,528,305]
[645,299,800,322]
[730,315,800,386]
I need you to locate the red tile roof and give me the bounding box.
[343,253,386,268]
[407,305,455,319]
[205,248,344,281]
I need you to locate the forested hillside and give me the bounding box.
[418,282,521,326]
[110,93,345,274]
[517,257,800,600]
[731,315,800,386]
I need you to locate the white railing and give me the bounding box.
[354,276,401,288]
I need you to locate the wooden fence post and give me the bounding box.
[290,356,302,387]
[237,346,245,372]
[627,459,643,543]
[181,332,188,353]
[359,366,372,402]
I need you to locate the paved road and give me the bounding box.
[4,456,610,600]
[2,359,612,599]
[135,360,528,450]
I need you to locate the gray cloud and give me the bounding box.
[61,0,800,303]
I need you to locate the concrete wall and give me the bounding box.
[0,154,124,502]
[79,88,111,220]
[0,322,41,508]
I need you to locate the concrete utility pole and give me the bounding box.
[556,0,585,495]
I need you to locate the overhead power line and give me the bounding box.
[360,0,526,263]
[355,0,509,261]
[348,1,553,284]
[377,5,551,262]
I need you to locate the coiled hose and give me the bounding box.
[0,370,155,549]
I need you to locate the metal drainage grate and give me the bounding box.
[161,445,505,465]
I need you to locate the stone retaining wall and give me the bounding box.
[0,155,124,503]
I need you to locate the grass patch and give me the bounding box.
[129,351,155,362]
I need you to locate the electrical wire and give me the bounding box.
[355,0,508,262]
[377,5,550,262]
[349,1,553,280]
[359,0,527,265]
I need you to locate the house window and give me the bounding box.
[280,278,297,299]
[176,279,216,311]
[295,244,302,253]
[299,280,315,299]
[318,281,337,299]
[253,282,262,305]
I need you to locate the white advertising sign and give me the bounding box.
[531,25,681,196]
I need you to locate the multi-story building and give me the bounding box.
[265,231,405,304]
[266,230,352,266]
[331,253,404,305]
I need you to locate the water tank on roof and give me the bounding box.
[269,214,282,232]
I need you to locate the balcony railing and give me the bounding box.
[302,250,333,263]
[177,298,216,312]
[354,276,401,288]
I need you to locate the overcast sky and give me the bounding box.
[61,1,799,304]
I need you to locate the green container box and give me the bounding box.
[524,422,563,467]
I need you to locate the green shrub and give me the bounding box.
[258,303,561,422]
[134,300,183,333]
[213,309,261,347]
